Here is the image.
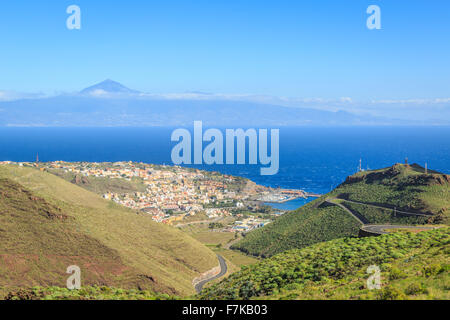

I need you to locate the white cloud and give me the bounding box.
[340,97,353,103]
[89,89,108,97]
[0,90,45,101]
[372,98,450,105]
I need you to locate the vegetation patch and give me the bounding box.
[3,286,177,300]
[231,164,449,257]
[232,201,361,258]
[200,228,449,300]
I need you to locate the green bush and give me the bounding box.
[199,228,449,300]
[422,264,442,278]
[239,281,258,300]
[4,286,176,300]
[404,283,428,296]
[389,267,407,280]
[376,286,407,300]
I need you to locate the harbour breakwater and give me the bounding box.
[259,188,322,203]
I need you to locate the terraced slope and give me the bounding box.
[0,165,217,296]
[233,164,449,257]
[200,227,450,300]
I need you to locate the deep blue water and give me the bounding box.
[1,127,449,199]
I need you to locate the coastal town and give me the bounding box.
[1,160,317,232]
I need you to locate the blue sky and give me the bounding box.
[0,0,449,100]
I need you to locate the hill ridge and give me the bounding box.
[232,163,449,257]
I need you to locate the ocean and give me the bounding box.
[2,126,450,209]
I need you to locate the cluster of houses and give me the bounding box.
[35,161,249,225]
[3,161,281,230]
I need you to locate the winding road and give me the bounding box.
[361,224,436,235]
[326,199,368,224]
[338,199,431,217]
[325,198,436,236]
[194,255,228,293]
[194,198,436,293]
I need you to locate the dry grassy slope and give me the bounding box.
[0,165,217,296]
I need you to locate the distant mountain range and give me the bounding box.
[0,80,447,127]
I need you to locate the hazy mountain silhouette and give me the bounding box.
[80,79,140,95]
[0,80,435,127]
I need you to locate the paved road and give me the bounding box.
[326,198,435,237]
[325,199,368,224]
[339,199,430,217]
[361,224,436,234]
[195,255,228,294]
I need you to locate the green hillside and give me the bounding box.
[232,201,361,258]
[200,227,450,300]
[0,165,218,297]
[233,164,449,257]
[330,163,449,222]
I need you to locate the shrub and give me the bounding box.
[239,281,258,300]
[389,267,407,280]
[422,264,441,278]
[376,286,407,300]
[404,283,428,296]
